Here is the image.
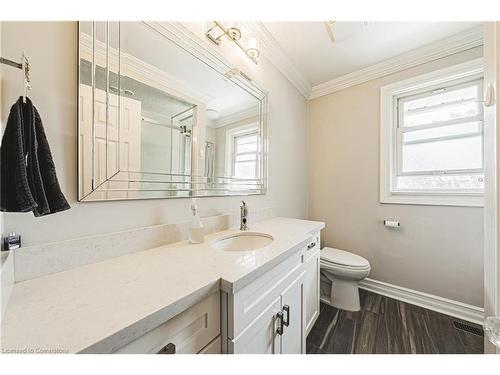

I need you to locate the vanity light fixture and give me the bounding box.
[109,85,135,96]
[226,21,242,41]
[246,37,260,60]
[324,21,336,43]
[205,21,260,65]
[223,67,253,82]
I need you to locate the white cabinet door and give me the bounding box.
[231,296,282,354]
[281,271,306,354]
[305,251,320,335]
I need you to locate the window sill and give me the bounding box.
[380,192,484,207]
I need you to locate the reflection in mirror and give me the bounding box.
[78,21,267,201]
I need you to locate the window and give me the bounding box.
[380,59,484,206]
[231,131,259,179]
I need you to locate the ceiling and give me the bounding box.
[262,22,482,87]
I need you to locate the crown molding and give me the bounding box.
[80,23,484,104]
[212,105,259,128]
[242,22,312,99]
[79,31,213,105]
[309,25,484,100]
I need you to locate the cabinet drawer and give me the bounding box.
[304,231,320,261]
[115,291,220,354]
[228,248,305,339]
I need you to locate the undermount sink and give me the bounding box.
[210,232,274,252]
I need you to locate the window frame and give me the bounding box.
[231,130,260,179]
[223,122,261,183]
[380,58,484,207]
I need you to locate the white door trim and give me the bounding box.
[483,22,500,354]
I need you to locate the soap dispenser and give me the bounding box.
[188,198,205,244]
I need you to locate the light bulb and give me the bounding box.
[226,21,241,41]
[248,37,259,50]
[246,37,260,60]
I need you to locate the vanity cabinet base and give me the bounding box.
[114,291,220,354]
[114,230,321,355]
[305,232,321,335]
[223,231,321,354]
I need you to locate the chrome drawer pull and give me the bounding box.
[307,242,316,250]
[276,311,284,335]
[283,305,290,327]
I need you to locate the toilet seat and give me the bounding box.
[320,260,371,273]
[320,247,370,268]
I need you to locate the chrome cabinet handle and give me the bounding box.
[283,305,290,327]
[276,311,284,335]
[157,342,176,354]
[307,242,316,250]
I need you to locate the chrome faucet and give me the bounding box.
[240,201,249,231]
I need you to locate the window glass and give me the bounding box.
[234,162,256,179]
[395,174,484,191]
[402,85,480,127]
[232,131,259,179]
[401,123,482,173]
[394,78,484,193]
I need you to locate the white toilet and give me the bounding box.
[320,247,371,312]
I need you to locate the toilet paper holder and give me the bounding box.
[383,220,400,228]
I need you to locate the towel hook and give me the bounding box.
[0,52,31,102]
[21,51,31,103]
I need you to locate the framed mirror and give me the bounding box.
[78,21,268,201]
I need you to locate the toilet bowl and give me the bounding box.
[320,247,370,312]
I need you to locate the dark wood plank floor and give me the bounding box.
[306,290,484,354]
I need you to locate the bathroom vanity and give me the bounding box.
[118,227,321,354]
[223,229,320,354]
[0,218,323,354]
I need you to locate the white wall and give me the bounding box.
[0,22,308,246]
[308,47,485,307]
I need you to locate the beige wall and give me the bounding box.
[0,22,308,246]
[308,47,484,307]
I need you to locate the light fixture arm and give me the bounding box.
[205,21,260,65]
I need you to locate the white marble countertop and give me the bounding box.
[0,217,324,354]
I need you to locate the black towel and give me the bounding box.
[1,97,70,216]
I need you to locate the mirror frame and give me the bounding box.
[77,21,268,202]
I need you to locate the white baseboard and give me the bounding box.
[358,278,484,325]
